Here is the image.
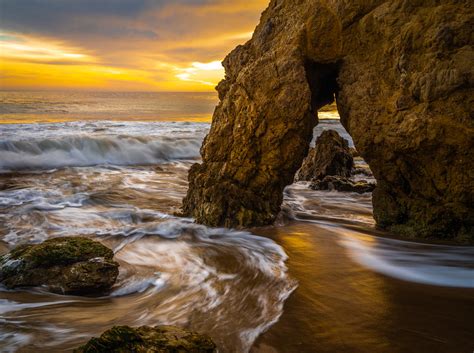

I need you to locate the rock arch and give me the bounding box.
[182,0,473,241]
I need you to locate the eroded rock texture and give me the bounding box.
[310,176,376,194]
[183,0,473,241]
[0,237,119,294]
[296,129,354,181]
[75,325,216,353]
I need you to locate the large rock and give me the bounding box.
[183,0,473,241]
[296,129,354,181]
[74,325,217,353]
[0,237,119,294]
[310,175,376,194]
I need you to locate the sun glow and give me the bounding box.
[0,32,227,91]
[0,0,269,91]
[176,61,224,86]
[0,33,93,63]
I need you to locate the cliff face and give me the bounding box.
[183,0,474,241]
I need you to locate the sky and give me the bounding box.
[0,0,268,91]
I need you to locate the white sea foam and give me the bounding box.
[111,274,168,297]
[0,329,32,353]
[338,230,474,288]
[108,219,297,352]
[0,215,296,353]
[0,299,76,315]
[0,135,202,171]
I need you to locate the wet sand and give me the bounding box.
[253,222,474,353]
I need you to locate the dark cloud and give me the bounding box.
[0,0,216,38]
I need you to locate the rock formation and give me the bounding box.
[183,0,473,241]
[296,129,354,181]
[74,325,216,353]
[0,237,119,294]
[310,175,376,194]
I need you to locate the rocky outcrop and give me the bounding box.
[183,0,473,241]
[298,130,375,193]
[310,176,376,194]
[296,129,354,181]
[0,237,119,294]
[74,325,216,353]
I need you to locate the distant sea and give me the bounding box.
[0,90,341,124]
[0,91,219,123]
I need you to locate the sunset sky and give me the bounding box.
[0,0,268,91]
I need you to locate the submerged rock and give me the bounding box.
[296,130,354,181]
[310,176,376,194]
[183,0,473,241]
[74,325,217,353]
[0,237,119,294]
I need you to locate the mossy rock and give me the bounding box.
[74,325,217,353]
[0,237,119,295]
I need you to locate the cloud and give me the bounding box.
[0,0,269,90]
[0,32,95,64]
[176,61,224,86]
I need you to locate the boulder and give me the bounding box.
[0,237,119,295]
[182,0,473,241]
[310,176,376,194]
[296,129,354,181]
[74,325,217,353]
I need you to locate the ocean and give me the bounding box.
[0,91,473,353]
[0,91,218,124]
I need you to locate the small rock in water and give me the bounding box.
[310,176,376,194]
[296,130,354,182]
[0,237,119,295]
[74,325,217,353]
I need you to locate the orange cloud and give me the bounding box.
[0,1,269,91]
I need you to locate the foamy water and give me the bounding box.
[0,117,473,352]
[0,122,206,172]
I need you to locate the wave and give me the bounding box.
[0,218,297,353]
[338,230,474,288]
[0,135,202,172]
[111,219,297,352]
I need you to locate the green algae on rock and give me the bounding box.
[0,237,119,295]
[74,325,217,353]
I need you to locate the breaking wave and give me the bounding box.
[0,135,202,172]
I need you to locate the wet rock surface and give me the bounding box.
[296,130,354,182]
[0,237,119,294]
[310,176,376,194]
[183,0,473,241]
[74,325,217,353]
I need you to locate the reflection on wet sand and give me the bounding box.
[253,223,474,353]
